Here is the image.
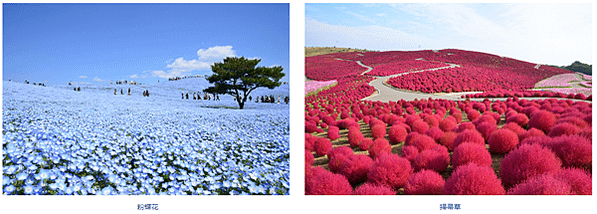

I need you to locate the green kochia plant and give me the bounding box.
[204,56,285,109]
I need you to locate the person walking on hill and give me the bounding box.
[186,92,189,99]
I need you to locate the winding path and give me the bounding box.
[348,59,591,103]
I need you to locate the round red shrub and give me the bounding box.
[327,146,353,161]
[358,138,373,151]
[371,123,387,139]
[313,137,333,156]
[467,110,481,121]
[305,149,314,166]
[476,121,497,141]
[501,122,526,136]
[367,153,413,190]
[473,115,497,126]
[555,117,589,129]
[519,127,545,141]
[388,125,408,144]
[327,125,340,141]
[507,174,572,195]
[328,155,348,173]
[547,135,592,168]
[519,135,552,148]
[425,127,444,142]
[424,116,440,127]
[305,167,353,195]
[452,142,492,169]
[578,127,591,141]
[528,110,557,133]
[305,133,315,151]
[439,118,457,132]
[347,127,365,147]
[404,132,420,146]
[368,138,392,159]
[338,154,374,185]
[412,145,450,173]
[452,130,485,149]
[401,145,419,163]
[548,122,580,137]
[352,183,397,195]
[403,169,445,195]
[488,128,519,154]
[438,131,457,151]
[506,113,529,127]
[411,134,440,152]
[412,120,429,134]
[454,122,476,133]
[442,163,505,195]
[405,114,421,126]
[305,122,319,133]
[553,167,592,195]
[499,144,562,188]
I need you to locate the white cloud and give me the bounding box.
[376,13,387,17]
[129,74,139,79]
[92,77,107,82]
[346,11,376,24]
[196,45,236,61]
[78,76,87,79]
[150,70,185,79]
[166,57,211,72]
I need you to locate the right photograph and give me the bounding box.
[304,3,592,195]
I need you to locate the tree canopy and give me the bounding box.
[203,56,285,109]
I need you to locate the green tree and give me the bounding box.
[204,56,285,109]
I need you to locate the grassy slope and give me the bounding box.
[305,47,372,57]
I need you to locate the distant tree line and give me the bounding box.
[548,61,592,75]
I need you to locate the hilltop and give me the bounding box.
[305,47,373,57]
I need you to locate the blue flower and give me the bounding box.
[24,185,34,194]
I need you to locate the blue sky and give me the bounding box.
[306,3,592,66]
[3,3,289,85]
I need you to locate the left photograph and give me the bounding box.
[2,3,290,195]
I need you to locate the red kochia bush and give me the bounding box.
[410,134,440,152]
[347,127,365,147]
[547,135,592,168]
[412,145,450,173]
[452,130,485,149]
[368,138,392,159]
[338,154,374,185]
[327,125,340,140]
[425,127,444,142]
[452,142,492,169]
[358,138,373,151]
[518,135,552,148]
[487,129,519,154]
[412,120,429,134]
[401,145,420,163]
[313,137,333,156]
[327,146,353,161]
[371,123,387,139]
[553,167,592,195]
[367,153,413,190]
[467,110,481,121]
[506,113,529,127]
[352,183,397,195]
[528,110,557,133]
[499,144,562,188]
[518,128,545,141]
[328,155,348,173]
[442,163,505,195]
[475,121,497,141]
[403,169,445,195]
[547,122,580,137]
[305,167,352,195]
[439,118,457,132]
[438,131,457,151]
[305,149,314,166]
[454,122,476,133]
[506,174,572,195]
[388,125,408,144]
[305,133,315,151]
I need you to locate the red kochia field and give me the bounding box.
[305,48,591,195]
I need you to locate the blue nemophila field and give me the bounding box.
[2,79,289,195]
